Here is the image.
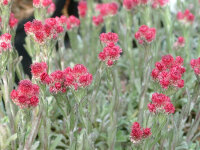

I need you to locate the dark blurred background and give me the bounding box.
[14,0,78,76]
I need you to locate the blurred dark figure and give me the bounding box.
[14,0,78,77]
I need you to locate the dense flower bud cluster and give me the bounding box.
[0,33,12,53]
[9,13,18,29]
[173,36,185,49]
[66,15,80,31]
[33,0,54,8]
[148,93,175,114]
[0,0,11,6]
[31,63,93,93]
[10,80,40,108]
[92,15,104,26]
[31,62,48,78]
[24,18,65,44]
[93,2,117,26]
[96,2,119,17]
[190,57,200,75]
[47,2,56,15]
[99,32,122,66]
[130,122,151,144]
[100,32,119,44]
[135,25,156,45]
[50,64,93,93]
[78,1,87,18]
[152,0,169,8]
[151,55,185,89]
[177,9,195,24]
[123,0,148,10]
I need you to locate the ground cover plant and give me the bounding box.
[0,0,200,149]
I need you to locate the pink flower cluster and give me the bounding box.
[31,62,48,78]
[0,0,11,6]
[190,57,200,75]
[9,13,18,29]
[151,55,185,89]
[92,2,118,26]
[135,25,156,45]
[123,0,148,10]
[78,1,87,18]
[24,18,64,44]
[31,62,93,93]
[33,0,54,8]
[173,36,185,49]
[47,3,56,15]
[177,9,195,24]
[10,80,40,108]
[148,93,175,114]
[96,2,119,17]
[152,0,169,8]
[92,15,104,26]
[130,122,151,144]
[66,15,80,30]
[99,32,122,66]
[0,33,12,54]
[100,32,119,45]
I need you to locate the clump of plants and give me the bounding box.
[0,0,200,149]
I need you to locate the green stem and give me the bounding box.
[107,68,120,150]
[162,7,173,54]
[105,17,112,33]
[90,62,104,122]
[2,74,16,149]
[183,27,190,61]
[126,11,135,87]
[68,31,78,51]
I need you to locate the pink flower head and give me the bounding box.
[79,73,93,87]
[47,2,56,15]
[151,55,185,89]
[177,37,185,46]
[177,9,195,24]
[10,80,40,108]
[78,1,87,18]
[49,70,65,93]
[9,13,18,28]
[33,0,54,8]
[96,2,119,17]
[148,93,175,114]
[40,72,51,84]
[152,0,169,8]
[173,36,185,49]
[31,62,48,78]
[190,57,200,75]
[73,64,88,76]
[47,64,92,93]
[99,33,122,67]
[123,0,147,10]
[24,18,64,44]
[33,0,40,7]
[142,128,152,138]
[0,33,12,53]
[135,25,156,44]
[0,0,11,6]
[66,15,80,30]
[130,122,151,144]
[42,0,52,7]
[92,15,104,26]
[100,32,119,44]
[98,43,122,67]
[59,15,68,25]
